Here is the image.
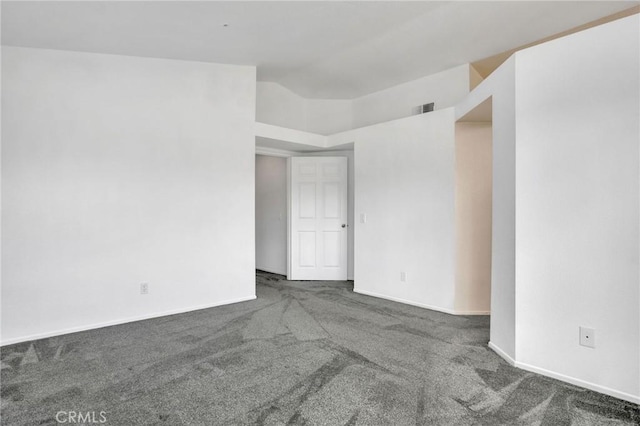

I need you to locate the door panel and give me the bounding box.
[298,232,316,267]
[289,157,348,280]
[323,183,340,218]
[299,183,316,218]
[323,231,341,267]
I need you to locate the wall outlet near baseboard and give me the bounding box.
[400,272,407,282]
[579,326,595,348]
[140,283,149,295]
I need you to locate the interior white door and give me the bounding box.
[288,157,348,280]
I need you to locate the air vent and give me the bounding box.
[417,102,434,114]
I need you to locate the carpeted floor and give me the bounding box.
[1,271,638,425]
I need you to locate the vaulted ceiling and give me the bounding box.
[2,1,637,98]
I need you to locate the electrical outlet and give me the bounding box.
[140,283,149,295]
[579,327,595,348]
[400,272,407,282]
[360,213,367,224]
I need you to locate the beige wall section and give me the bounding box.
[455,122,492,313]
[469,64,484,91]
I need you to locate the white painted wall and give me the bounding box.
[354,110,456,313]
[256,82,307,132]
[469,57,517,361]
[259,15,639,403]
[455,122,492,314]
[1,47,257,345]
[514,15,639,401]
[255,155,288,275]
[256,82,352,135]
[306,99,353,135]
[352,64,470,129]
[257,63,470,135]
[490,60,517,361]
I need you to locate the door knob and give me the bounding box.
[341,224,347,228]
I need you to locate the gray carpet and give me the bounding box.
[1,271,638,425]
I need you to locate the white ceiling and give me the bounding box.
[2,1,637,99]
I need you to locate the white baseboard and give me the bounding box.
[488,341,639,404]
[354,288,489,316]
[0,295,257,347]
[514,360,640,405]
[454,309,490,315]
[488,341,516,365]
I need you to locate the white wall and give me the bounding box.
[261,15,639,403]
[455,122,492,313]
[256,82,307,132]
[352,64,470,129]
[306,99,353,135]
[256,82,352,135]
[354,110,457,313]
[1,47,257,345]
[255,155,288,275]
[257,63,470,135]
[484,57,517,361]
[514,15,639,401]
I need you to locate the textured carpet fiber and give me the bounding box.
[1,271,639,425]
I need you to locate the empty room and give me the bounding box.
[1,1,639,425]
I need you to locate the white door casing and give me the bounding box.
[288,157,348,280]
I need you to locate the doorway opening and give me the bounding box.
[454,96,493,315]
[255,150,355,281]
[255,154,288,276]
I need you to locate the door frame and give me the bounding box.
[287,156,348,281]
[255,148,352,281]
